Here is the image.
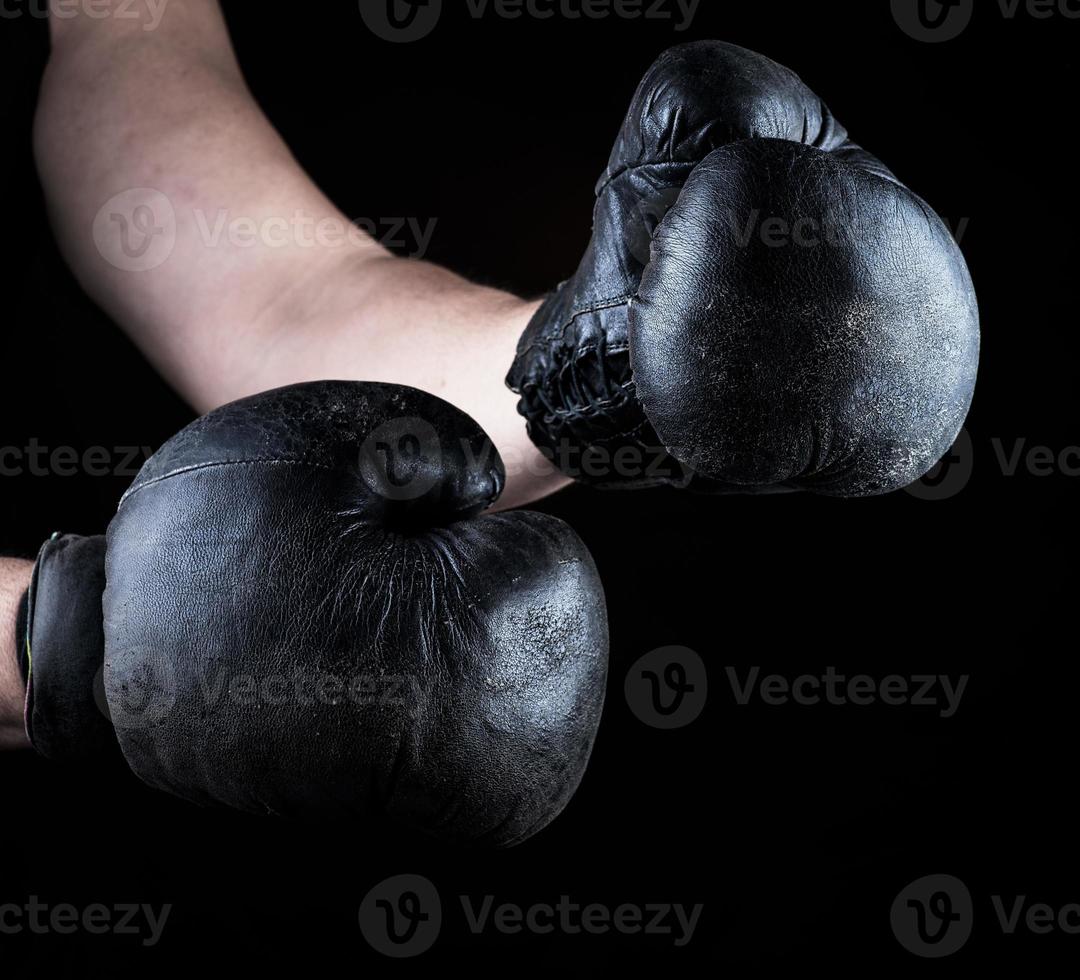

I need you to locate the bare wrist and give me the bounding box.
[0,559,33,751]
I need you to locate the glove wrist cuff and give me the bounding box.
[509,300,691,489]
[14,588,29,685]
[25,533,117,762]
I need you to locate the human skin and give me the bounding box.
[34,0,569,513]
[0,560,32,750]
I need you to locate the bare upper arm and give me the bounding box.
[34,3,388,409]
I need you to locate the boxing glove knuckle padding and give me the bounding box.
[22,382,609,847]
[508,40,980,496]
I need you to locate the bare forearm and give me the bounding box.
[245,259,565,509]
[35,1,566,508]
[34,0,352,399]
[0,559,32,751]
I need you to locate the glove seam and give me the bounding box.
[512,297,634,365]
[122,457,337,504]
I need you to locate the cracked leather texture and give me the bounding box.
[507,40,979,494]
[101,381,608,846]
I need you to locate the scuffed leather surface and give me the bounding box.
[633,140,979,494]
[24,534,118,761]
[104,381,609,846]
[507,40,980,494]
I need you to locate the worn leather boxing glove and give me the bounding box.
[507,40,979,495]
[18,381,609,846]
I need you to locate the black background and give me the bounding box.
[1,0,1075,972]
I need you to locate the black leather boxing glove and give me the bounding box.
[21,382,609,847]
[507,40,979,495]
